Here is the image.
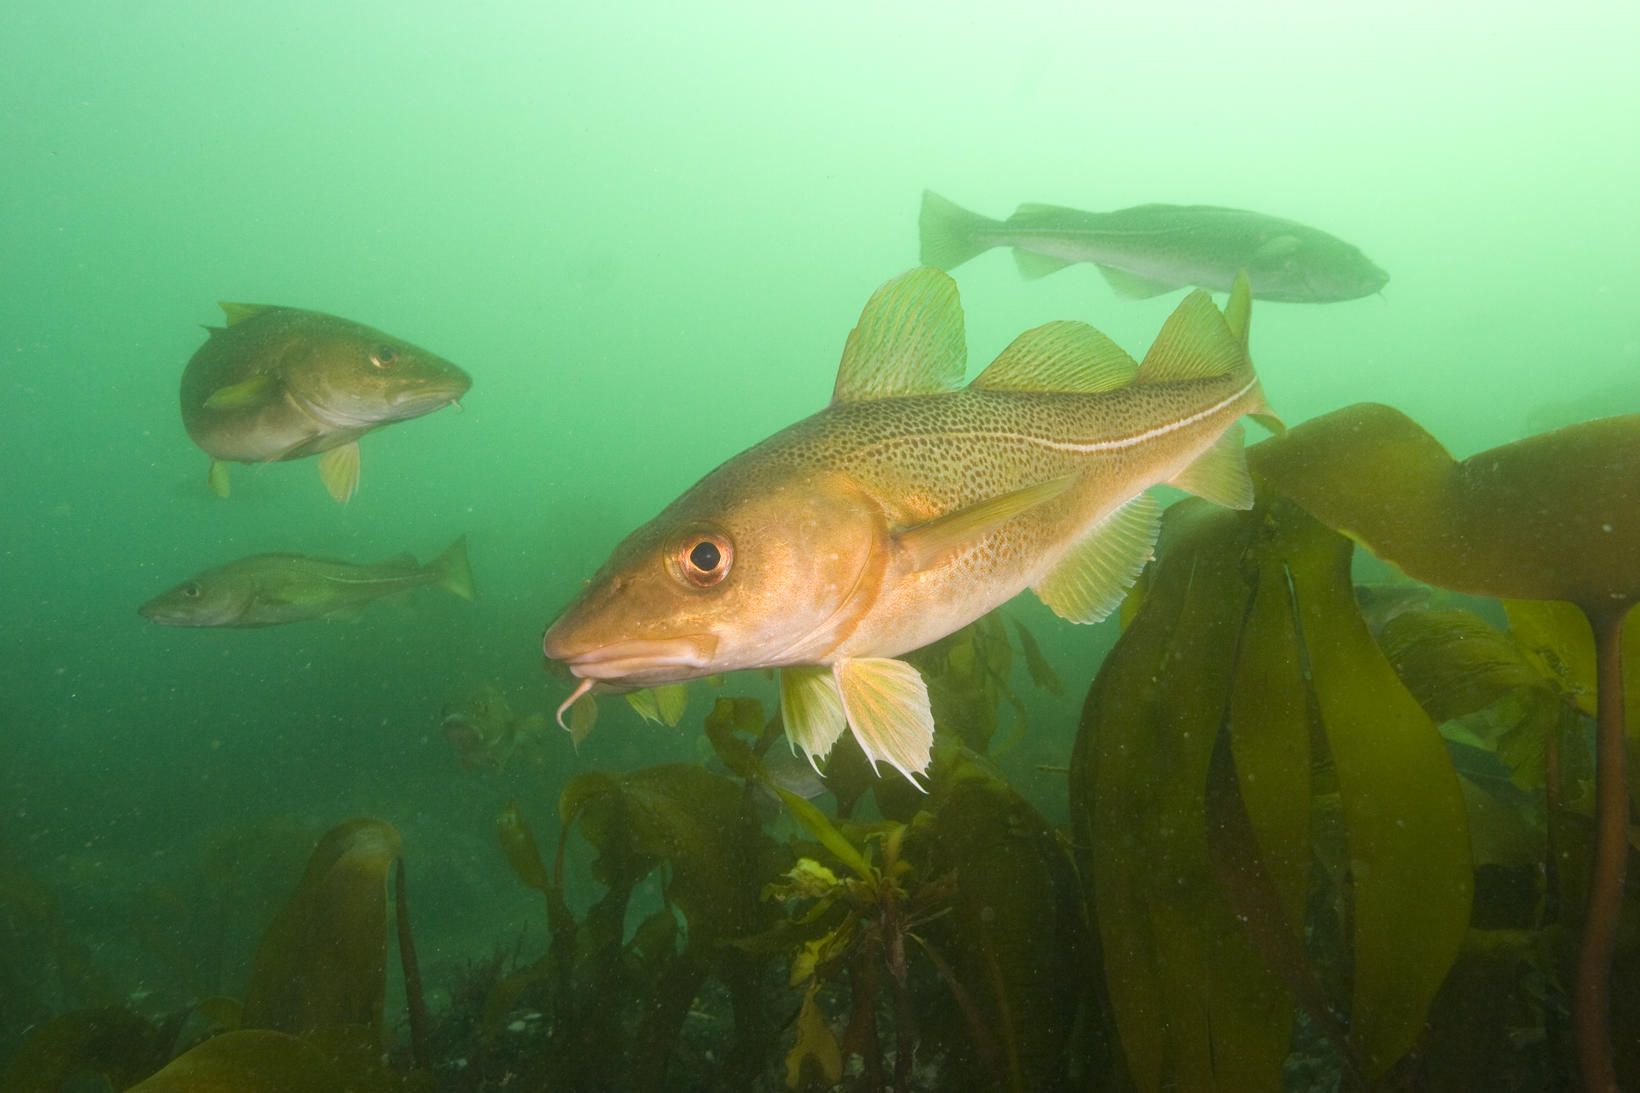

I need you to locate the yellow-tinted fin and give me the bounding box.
[971,320,1139,394]
[202,373,276,409]
[833,658,934,785]
[208,459,231,498]
[895,475,1076,570]
[625,683,688,727]
[1032,493,1162,624]
[1096,264,1178,299]
[218,301,273,326]
[831,267,967,404]
[1136,290,1244,383]
[429,535,474,601]
[1170,422,1254,510]
[317,442,360,503]
[1012,248,1074,280]
[780,666,847,773]
[1223,270,1252,348]
[567,694,598,749]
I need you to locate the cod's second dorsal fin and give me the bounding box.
[218,302,274,326]
[832,268,967,404]
[1136,289,1244,383]
[971,320,1138,394]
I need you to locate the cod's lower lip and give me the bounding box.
[548,634,719,682]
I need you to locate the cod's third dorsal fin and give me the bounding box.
[971,320,1138,394]
[218,302,274,326]
[832,268,967,404]
[1136,289,1244,383]
[1223,271,1252,348]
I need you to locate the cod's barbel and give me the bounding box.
[544,268,1278,782]
[140,536,474,627]
[180,303,471,502]
[921,190,1388,304]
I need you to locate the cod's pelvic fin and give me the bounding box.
[318,441,361,504]
[207,459,231,498]
[833,657,934,786]
[780,665,848,773]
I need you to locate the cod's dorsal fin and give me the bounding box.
[895,475,1076,570]
[1012,248,1074,280]
[317,441,360,504]
[1136,290,1244,383]
[1032,493,1162,624]
[1097,264,1178,299]
[832,267,966,403]
[1223,270,1252,348]
[971,320,1138,394]
[1170,422,1254,510]
[780,666,848,773]
[833,658,933,785]
[218,302,273,326]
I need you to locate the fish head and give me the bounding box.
[544,465,888,687]
[282,316,472,430]
[440,685,514,747]
[138,569,253,626]
[1250,233,1388,301]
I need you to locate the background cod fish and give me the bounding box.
[544,267,1278,782]
[179,303,471,502]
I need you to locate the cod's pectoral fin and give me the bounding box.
[1170,422,1254,510]
[1032,492,1162,624]
[207,459,231,498]
[1096,264,1179,299]
[832,267,967,404]
[1136,289,1244,382]
[780,666,848,773]
[202,372,277,410]
[217,301,273,326]
[833,658,933,785]
[895,475,1076,570]
[971,320,1138,394]
[1252,234,1301,261]
[317,442,361,503]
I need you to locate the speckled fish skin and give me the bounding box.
[543,268,1273,780]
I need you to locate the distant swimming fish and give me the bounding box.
[544,268,1277,782]
[180,303,471,502]
[441,684,550,772]
[140,537,474,627]
[920,190,1388,304]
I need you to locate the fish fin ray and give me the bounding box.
[1012,248,1074,280]
[918,191,1001,271]
[1170,422,1254,509]
[217,302,273,326]
[780,667,848,773]
[1223,270,1252,348]
[1096,264,1179,299]
[832,267,966,403]
[971,320,1138,394]
[317,442,361,503]
[1136,289,1245,382]
[895,475,1076,570]
[833,658,933,785]
[202,373,277,410]
[208,460,231,498]
[1032,493,1162,624]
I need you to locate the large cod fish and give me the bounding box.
[544,268,1277,781]
[180,303,471,502]
[921,190,1388,304]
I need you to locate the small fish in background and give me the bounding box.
[545,266,1277,783]
[920,190,1388,304]
[139,536,474,627]
[441,685,551,772]
[180,303,471,502]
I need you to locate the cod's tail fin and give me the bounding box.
[430,535,476,601]
[918,190,1002,271]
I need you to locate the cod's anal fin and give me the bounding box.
[318,442,361,503]
[1170,422,1254,510]
[1012,248,1074,280]
[202,373,276,410]
[1097,264,1178,299]
[207,459,231,498]
[833,658,934,786]
[780,666,847,773]
[895,475,1076,570]
[1032,493,1162,624]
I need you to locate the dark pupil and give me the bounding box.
[376,346,397,364]
[689,541,721,572]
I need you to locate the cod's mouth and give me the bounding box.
[544,633,720,729]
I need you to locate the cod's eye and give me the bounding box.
[181,582,202,599]
[676,534,732,588]
[370,345,398,369]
